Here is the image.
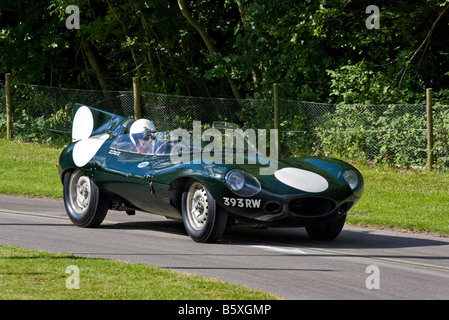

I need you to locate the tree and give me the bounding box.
[177,0,242,99]
[1,0,449,103]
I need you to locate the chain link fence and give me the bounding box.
[1,82,449,168]
[281,101,431,166]
[5,83,134,143]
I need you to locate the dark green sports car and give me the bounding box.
[58,104,364,243]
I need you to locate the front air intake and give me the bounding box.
[264,201,281,214]
[288,197,336,217]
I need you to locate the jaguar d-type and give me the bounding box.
[58,104,363,242]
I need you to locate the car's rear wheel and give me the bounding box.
[181,180,227,243]
[63,169,109,228]
[305,214,346,241]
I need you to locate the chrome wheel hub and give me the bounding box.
[186,182,209,230]
[69,170,91,215]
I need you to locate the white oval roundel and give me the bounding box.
[274,167,328,193]
[72,106,94,141]
[73,134,109,167]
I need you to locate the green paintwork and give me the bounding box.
[59,104,364,228]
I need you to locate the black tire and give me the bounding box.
[181,180,227,243]
[305,214,346,241]
[63,169,109,228]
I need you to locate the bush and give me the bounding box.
[314,103,449,168]
[0,106,71,146]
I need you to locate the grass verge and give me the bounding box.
[0,139,62,198]
[0,245,279,300]
[348,162,449,235]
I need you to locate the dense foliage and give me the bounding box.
[1,0,449,103]
[2,1,449,167]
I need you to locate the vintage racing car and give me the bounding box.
[58,104,364,242]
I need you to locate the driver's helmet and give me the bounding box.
[130,119,156,147]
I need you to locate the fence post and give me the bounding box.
[133,77,142,120]
[5,73,12,140]
[426,88,434,171]
[273,83,281,157]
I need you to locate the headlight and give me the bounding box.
[225,169,261,197]
[342,170,363,195]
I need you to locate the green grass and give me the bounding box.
[0,139,62,198]
[0,245,278,300]
[348,162,449,235]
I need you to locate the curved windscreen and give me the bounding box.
[110,131,178,156]
[110,126,259,157]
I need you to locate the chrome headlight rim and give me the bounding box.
[225,169,261,197]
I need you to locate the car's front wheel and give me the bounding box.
[181,180,227,243]
[63,169,109,228]
[305,214,346,241]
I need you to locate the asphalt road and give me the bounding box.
[1,194,449,299]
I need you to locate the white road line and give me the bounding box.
[249,245,308,255]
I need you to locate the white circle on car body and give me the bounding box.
[73,134,110,167]
[71,106,109,167]
[72,106,94,141]
[274,167,329,193]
